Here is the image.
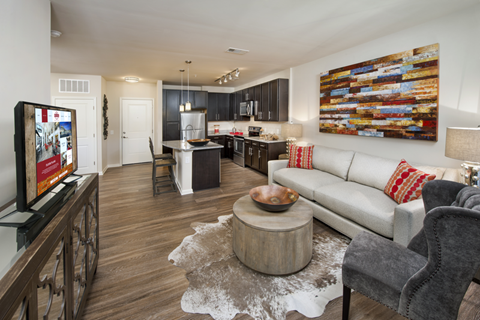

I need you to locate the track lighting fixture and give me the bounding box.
[215,68,240,85]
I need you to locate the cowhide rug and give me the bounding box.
[168,214,350,320]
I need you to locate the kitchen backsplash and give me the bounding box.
[207,118,285,135]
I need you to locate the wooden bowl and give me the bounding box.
[249,185,299,212]
[187,139,210,147]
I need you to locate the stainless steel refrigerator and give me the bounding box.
[180,112,205,141]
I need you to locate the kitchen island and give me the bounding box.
[162,140,224,195]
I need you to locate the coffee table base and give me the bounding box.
[232,214,313,276]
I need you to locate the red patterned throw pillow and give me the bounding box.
[384,159,436,204]
[287,145,314,169]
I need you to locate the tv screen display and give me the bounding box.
[35,108,74,196]
[15,102,78,212]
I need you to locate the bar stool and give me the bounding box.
[149,137,172,160]
[149,138,176,196]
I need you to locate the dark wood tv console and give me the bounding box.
[0,174,99,320]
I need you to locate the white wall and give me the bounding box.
[0,0,51,206]
[156,81,163,153]
[50,73,105,174]
[101,77,108,174]
[291,5,480,168]
[106,81,158,166]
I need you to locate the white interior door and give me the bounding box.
[121,99,153,165]
[53,98,96,174]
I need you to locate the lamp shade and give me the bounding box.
[281,123,303,138]
[445,127,480,162]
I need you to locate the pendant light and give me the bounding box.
[185,61,192,111]
[179,69,185,112]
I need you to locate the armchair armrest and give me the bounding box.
[393,199,426,247]
[268,160,288,185]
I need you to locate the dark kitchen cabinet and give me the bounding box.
[208,93,229,121]
[194,91,208,109]
[247,87,255,101]
[229,93,237,121]
[163,89,181,152]
[268,79,289,121]
[251,141,260,170]
[244,139,252,166]
[208,135,226,158]
[163,89,209,150]
[254,85,262,121]
[257,79,288,122]
[259,82,269,121]
[259,143,268,174]
[245,139,287,175]
[229,91,249,121]
[225,136,234,159]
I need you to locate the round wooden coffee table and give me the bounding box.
[232,195,313,275]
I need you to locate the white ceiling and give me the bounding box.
[50,0,478,87]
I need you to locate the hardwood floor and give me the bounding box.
[82,160,480,320]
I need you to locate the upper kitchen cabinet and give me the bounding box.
[229,93,237,121]
[163,89,181,141]
[207,93,229,121]
[259,79,288,122]
[194,91,208,109]
[163,89,208,141]
[247,87,255,101]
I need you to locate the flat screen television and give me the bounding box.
[14,101,78,212]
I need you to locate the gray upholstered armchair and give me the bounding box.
[342,180,480,320]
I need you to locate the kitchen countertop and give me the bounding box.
[207,132,286,143]
[163,140,224,151]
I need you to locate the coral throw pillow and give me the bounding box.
[384,159,436,204]
[287,145,314,169]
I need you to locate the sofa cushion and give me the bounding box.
[314,181,397,238]
[384,159,436,204]
[312,146,355,180]
[273,168,344,200]
[348,152,399,190]
[414,165,446,180]
[287,145,314,169]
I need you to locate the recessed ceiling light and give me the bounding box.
[125,77,139,83]
[51,30,62,38]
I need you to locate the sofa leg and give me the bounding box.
[343,285,351,320]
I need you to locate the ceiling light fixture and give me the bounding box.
[215,68,240,85]
[185,61,192,111]
[125,77,139,83]
[179,70,185,113]
[51,30,62,38]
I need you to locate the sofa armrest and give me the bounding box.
[268,160,288,185]
[393,199,426,247]
[442,168,461,182]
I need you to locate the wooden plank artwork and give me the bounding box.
[319,43,439,141]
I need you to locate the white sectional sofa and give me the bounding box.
[268,145,460,246]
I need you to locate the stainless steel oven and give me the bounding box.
[233,136,245,167]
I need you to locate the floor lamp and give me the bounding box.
[281,123,303,156]
[445,127,480,187]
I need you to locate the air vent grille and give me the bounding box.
[59,79,90,93]
[226,47,249,55]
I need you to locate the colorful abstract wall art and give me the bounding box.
[319,44,438,141]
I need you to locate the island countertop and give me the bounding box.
[162,140,224,151]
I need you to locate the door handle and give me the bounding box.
[268,111,271,120]
[258,150,261,158]
[123,136,128,138]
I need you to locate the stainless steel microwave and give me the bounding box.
[239,101,256,116]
